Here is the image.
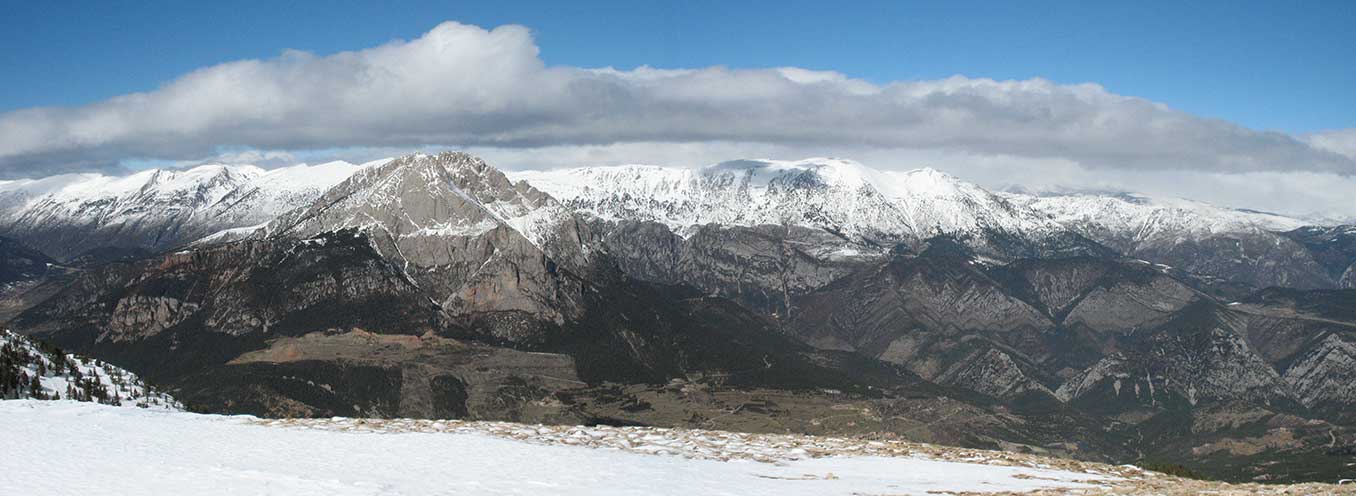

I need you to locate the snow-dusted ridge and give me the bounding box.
[0,153,1329,263]
[0,160,376,259]
[1005,192,1309,243]
[507,157,1315,248]
[509,158,1061,246]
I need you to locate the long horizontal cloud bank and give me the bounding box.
[2,21,1354,178]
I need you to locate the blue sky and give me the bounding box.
[3,0,1352,133]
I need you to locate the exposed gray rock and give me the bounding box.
[1282,333,1356,411]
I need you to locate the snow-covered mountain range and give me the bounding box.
[510,157,1310,245]
[0,155,1343,287]
[0,160,379,259]
[510,157,1336,288]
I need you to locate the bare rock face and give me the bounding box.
[263,153,595,340]
[13,231,444,345]
[1282,333,1356,413]
[108,295,201,341]
[1132,304,1292,406]
[788,239,1062,400]
[936,348,1054,400]
[5,229,577,420]
[592,221,870,318]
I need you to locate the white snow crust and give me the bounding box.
[0,400,1114,495]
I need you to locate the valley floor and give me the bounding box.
[0,400,1351,495]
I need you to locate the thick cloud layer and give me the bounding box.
[2,21,1353,179]
[1308,129,1356,160]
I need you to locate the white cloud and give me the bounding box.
[199,149,299,167]
[458,141,1356,221]
[2,20,1353,180]
[1306,129,1356,160]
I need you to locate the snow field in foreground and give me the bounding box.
[0,400,1110,495]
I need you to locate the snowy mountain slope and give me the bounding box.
[8,401,1351,495]
[512,158,1349,288]
[0,400,1117,496]
[1005,192,1332,288]
[1,330,180,409]
[512,158,1316,249]
[197,160,373,232]
[510,158,1068,249]
[511,159,918,246]
[1004,192,1308,252]
[0,161,369,259]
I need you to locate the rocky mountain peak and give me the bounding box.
[260,152,592,326]
[265,152,558,243]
